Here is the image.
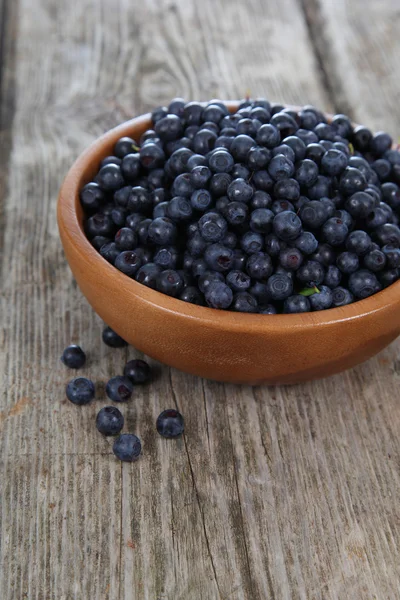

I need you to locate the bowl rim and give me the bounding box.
[57,101,400,334]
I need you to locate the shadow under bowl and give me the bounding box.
[57,103,400,384]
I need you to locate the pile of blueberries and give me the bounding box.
[80,98,400,314]
[61,329,184,462]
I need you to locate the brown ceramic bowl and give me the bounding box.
[58,102,400,384]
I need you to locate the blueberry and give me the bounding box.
[339,167,367,196]
[373,223,400,247]
[192,129,217,155]
[226,270,251,292]
[183,102,203,125]
[241,231,264,254]
[382,245,400,268]
[135,263,162,289]
[101,156,122,168]
[155,114,183,141]
[168,97,186,117]
[66,377,95,405]
[232,249,247,271]
[115,250,143,276]
[331,114,352,138]
[198,271,225,294]
[305,144,325,166]
[192,258,208,278]
[273,179,300,203]
[250,191,272,210]
[114,186,133,208]
[179,286,204,305]
[295,159,319,188]
[237,118,261,136]
[246,146,271,170]
[309,285,333,311]
[268,154,295,181]
[230,134,256,161]
[297,260,325,287]
[246,252,273,279]
[125,213,145,232]
[265,233,285,257]
[106,376,134,403]
[279,247,303,270]
[152,106,168,124]
[123,359,151,384]
[187,153,207,170]
[307,175,331,200]
[198,212,228,242]
[111,207,127,228]
[232,292,258,313]
[113,433,142,462]
[331,286,354,307]
[204,281,233,309]
[270,112,298,136]
[314,123,336,141]
[252,169,274,191]
[148,217,177,245]
[379,269,400,288]
[324,265,342,288]
[349,269,381,299]
[381,182,400,209]
[227,178,254,203]
[165,197,193,222]
[284,295,311,313]
[231,163,251,180]
[156,269,184,297]
[250,107,271,123]
[137,219,152,245]
[291,231,318,255]
[204,244,234,272]
[215,196,230,215]
[208,149,234,173]
[259,304,277,314]
[322,217,348,246]
[114,137,138,158]
[345,230,371,255]
[296,129,319,145]
[209,173,232,197]
[370,132,393,157]
[249,208,274,233]
[115,227,137,251]
[363,249,387,272]
[336,252,359,274]
[256,124,280,148]
[127,186,152,214]
[266,272,293,300]
[299,109,319,130]
[189,167,210,192]
[273,211,302,241]
[86,213,114,238]
[365,207,388,229]
[100,242,120,264]
[96,406,124,436]
[102,326,128,348]
[371,159,391,182]
[334,209,353,230]
[223,231,238,249]
[321,149,348,176]
[80,182,105,211]
[139,142,165,170]
[271,144,295,162]
[281,136,306,161]
[156,409,184,438]
[97,163,125,192]
[91,236,111,251]
[167,148,193,175]
[61,345,86,369]
[215,135,234,150]
[120,153,141,182]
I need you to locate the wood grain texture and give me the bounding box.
[1,0,400,598]
[301,0,400,132]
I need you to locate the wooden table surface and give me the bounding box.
[1,0,400,598]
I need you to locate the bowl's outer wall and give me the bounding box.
[58,108,400,384]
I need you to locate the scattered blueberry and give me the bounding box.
[96,406,124,436]
[66,377,95,405]
[113,433,142,462]
[61,345,86,369]
[106,376,134,402]
[156,409,184,438]
[124,359,151,384]
[102,326,128,348]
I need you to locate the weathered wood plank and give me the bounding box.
[1,0,400,598]
[301,0,400,132]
